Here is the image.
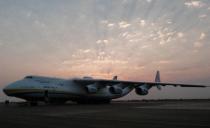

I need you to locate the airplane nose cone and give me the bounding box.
[3,86,10,96]
[3,82,19,96]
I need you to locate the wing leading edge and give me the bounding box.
[72,71,209,98]
[73,71,208,88]
[73,78,207,88]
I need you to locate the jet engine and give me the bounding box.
[85,84,98,93]
[109,85,123,94]
[135,86,148,95]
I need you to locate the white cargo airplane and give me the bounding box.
[3,71,208,105]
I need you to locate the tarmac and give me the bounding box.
[0,100,210,128]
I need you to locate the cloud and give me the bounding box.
[141,45,150,49]
[26,11,32,17]
[166,19,173,24]
[158,60,172,64]
[107,23,115,28]
[96,40,102,44]
[139,20,146,27]
[101,18,177,47]
[157,29,175,45]
[193,33,206,49]
[184,1,205,8]
[59,57,133,78]
[93,59,128,65]
[83,49,91,53]
[96,40,109,45]
[118,21,131,28]
[159,40,166,45]
[194,42,203,48]
[33,20,46,28]
[199,14,207,19]
[77,49,92,54]
[1,0,210,88]
[103,40,109,44]
[146,0,152,3]
[177,32,184,38]
[199,32,206,40]
[101,20,108,24]
[121,32,129,38]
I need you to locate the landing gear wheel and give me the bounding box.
[5,100,9,105]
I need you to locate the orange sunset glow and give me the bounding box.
[0,0,210,101]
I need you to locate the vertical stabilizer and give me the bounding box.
[155,70,161,82]
[113,76,118,80]
[155,71,161,90]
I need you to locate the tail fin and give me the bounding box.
[113,76,118,80]
[155,71,161,90]
[155,70,161,82]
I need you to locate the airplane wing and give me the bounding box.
[73,70,208,88]
[73,71,208,95]
[73,78,207,88]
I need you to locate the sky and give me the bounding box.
[0,0,210,101]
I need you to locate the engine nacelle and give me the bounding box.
[109,86,123,94]
[135,86,148,95]
[85,84,98,93]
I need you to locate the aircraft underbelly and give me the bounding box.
[12,89,130,100]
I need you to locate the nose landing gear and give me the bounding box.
[4,100,9,105]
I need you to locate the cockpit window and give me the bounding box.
[25,76,33,79]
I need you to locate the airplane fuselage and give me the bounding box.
[3,76,133,104]
[3,71,207,105]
